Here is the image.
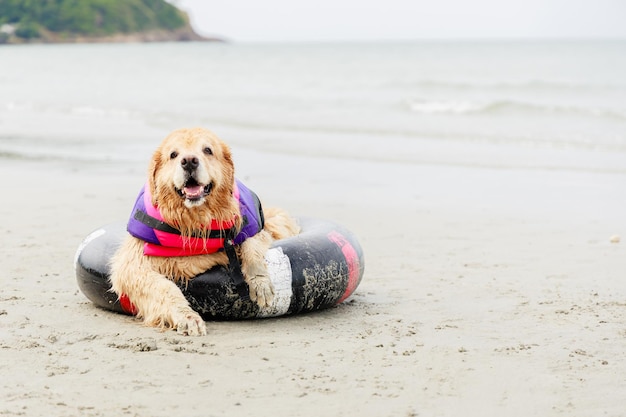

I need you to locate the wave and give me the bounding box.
[0,137,148,164]
[392,79,626,93]
[2,124,625,176]
[69,105,132,118]
[408,100,487,114]
[407,99,626,121]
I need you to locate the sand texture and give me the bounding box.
[0,145,624,417]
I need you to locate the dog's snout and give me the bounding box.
[181,155,199,172]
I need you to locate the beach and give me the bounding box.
[2,148,625,416]
[1,41,625,416]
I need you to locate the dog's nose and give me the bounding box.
[181,155,199,172]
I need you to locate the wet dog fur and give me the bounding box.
[109,128,299,335]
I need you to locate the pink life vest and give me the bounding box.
[127,180,264,257]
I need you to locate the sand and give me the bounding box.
[1,145,625,417]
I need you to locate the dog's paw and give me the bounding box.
[248,274,274,308]
[173,310,207,336]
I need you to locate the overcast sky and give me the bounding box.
[170,0,626,42]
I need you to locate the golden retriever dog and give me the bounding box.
[109,127,299,335]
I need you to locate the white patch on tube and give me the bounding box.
[257,247,293,318]
[73,228,106,271]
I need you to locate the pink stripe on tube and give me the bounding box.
[327,231,361,303]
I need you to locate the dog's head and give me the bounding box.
[148,128,237,227]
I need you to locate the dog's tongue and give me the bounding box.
[184,185,204,199]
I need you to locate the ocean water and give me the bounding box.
[0,41,625,173]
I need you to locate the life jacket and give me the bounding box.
[126,179,264,257]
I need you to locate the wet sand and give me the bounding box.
[0,143,625,416]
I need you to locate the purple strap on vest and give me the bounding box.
[233,180,265,245]
[127,188,160,245]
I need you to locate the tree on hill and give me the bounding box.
[0,0,188,40]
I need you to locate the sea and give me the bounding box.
[1,40,625,174]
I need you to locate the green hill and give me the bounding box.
[0,0,210,43]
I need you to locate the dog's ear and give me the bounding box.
[147,148,162,206]
[220,142,236,194]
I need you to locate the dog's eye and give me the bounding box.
[170,151,178,159]
[203,147,213,155]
